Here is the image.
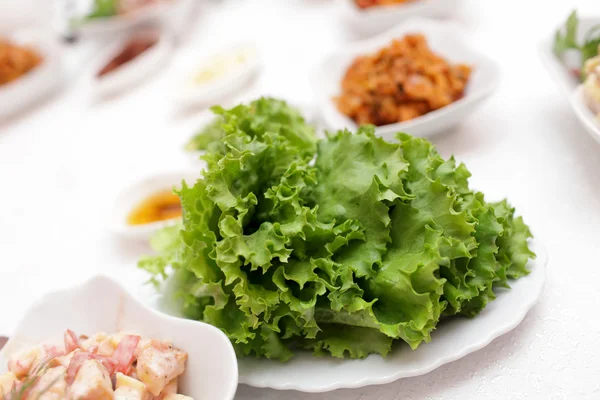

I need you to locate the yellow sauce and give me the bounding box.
[127,190,182,225]
[192,49,252,85]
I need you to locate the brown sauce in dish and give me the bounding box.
[127,190,182,225]
[97,37,156,78]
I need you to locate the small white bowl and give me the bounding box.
[86,29,171,98]
[0,275,238,400]
[312,18,500,140]
[111,170,202,240]
[0,30,62,119]
[173,43,261,108]
[338,0,457,36]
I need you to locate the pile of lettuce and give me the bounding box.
[185,98,314,153]
[140,97,535,361]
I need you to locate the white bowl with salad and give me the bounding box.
[0,275,238,400]
[541,10,600,144]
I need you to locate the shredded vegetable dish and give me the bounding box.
[335,34,472,126]
[0,39,42,86]
[0,330,192,400]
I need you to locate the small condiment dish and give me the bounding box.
[111,170,202,240]
[311,18,500,139]
[0,274,238,400]
[86,28,172,98]
[0,30,62,119]
[338,0,457,36]
[172,43,261,108]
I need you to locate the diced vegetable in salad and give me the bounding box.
[0,330,192,400]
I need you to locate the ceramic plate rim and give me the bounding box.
[569,85,600,143]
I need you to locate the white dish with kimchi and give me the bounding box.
[0,275,238,400]
[311,18,500,139]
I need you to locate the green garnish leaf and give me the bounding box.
[554,10,579,55]
[85,0,117,19]
[553,9,600,80]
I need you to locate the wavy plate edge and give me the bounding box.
[239,240,547,392]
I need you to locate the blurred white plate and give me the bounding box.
[75,0,194,38]
[339,0,457,35]
[0,30,62,119]
[539,16,600,143]
[0,275,238,400]
[110,170,201,240]
[312,18,500,139]
[85,28,171,98]
[0,0,52,34]
[239,240,546,392]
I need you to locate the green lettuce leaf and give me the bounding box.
[139,97,536,361]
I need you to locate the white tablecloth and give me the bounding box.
[1,0,599,398]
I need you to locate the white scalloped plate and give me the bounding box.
[0,275,238,399]
[312,18,500,139]
[237,240,546,392]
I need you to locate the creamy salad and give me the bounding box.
[583,48,600,116]
[0,330,192,400]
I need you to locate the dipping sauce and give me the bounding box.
[97,36,156,78]
[192,47,256,86]
[0,38,42,85]
[127,190,182,225]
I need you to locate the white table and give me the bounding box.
[2,0,600,398]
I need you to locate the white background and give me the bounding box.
[1,0,600,399]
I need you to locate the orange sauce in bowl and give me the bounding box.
[127,190,182,225]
